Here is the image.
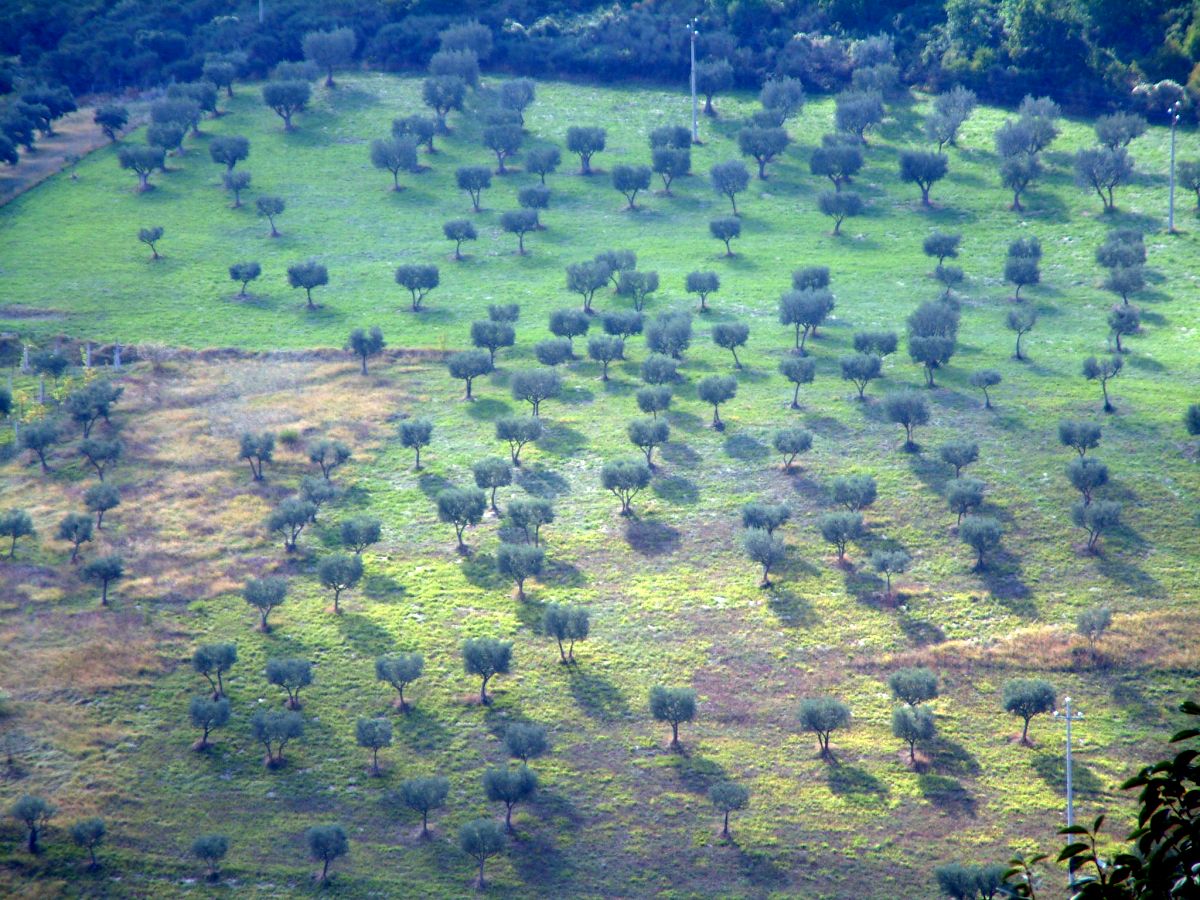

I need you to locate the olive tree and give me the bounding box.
[462,637,513,704]
[190,696,231,751]
[1059,420,1102,457]
[899,150,948,206]
[138,226,164,260]
[884,391,930,451]
[601,458,652,516]
[57,512,93,563]
[399,776,449,838]
[1083,354,1123,413]
[244,576,287,631]
[455,165,491,211]
[11,795,56,853]
[306,824,348,883]
[399,419,433,469]
[370,136,417,190]
[83,554,123,605]
[470,320,515,364]
[191,834,229,881]
[617,270,660,313]
[287,260,328,309]
[496,416,542,465]
[744,528,786,587]
[696,59,733,115]
[939,440,979,478]
[303,27,355,87]
[831,475,877,511]
[967,369,1002,409]
[394,264,439,312]
[95,104,128,141]
[1067,456,1109,505]
[835,90,884,143]
[0,509,35,559]
[549,308,590,352]
[810,136,863,190]
[266,657,312,709]
[356,717,392,776]
[525,144,561,184]
[229,261,261,297]
[347,326,384,375]
[818,190,863,235]
[710,160,750,215]
[436,487,486,552]
[888,666,938,707]
[376,652,423,711]
[566,125,606,174]
[959,515,1002,570]
[893,706,935,764]
[501,208,538,254]
[947,477,985,525]
[712,322,749,368]
[1076,604,1113,656]
[779,356,816,409]
[649,685,696,750]
[543,604,589,663]
[318,553,362,613]
[484,765,539,833]
[1001,153,1042,211]
[511,369,562,416]
[1074,146,1135,213]
[779,289,834,354]
[256,195,284,236]
[118,145,165,191]
[518,184,550,228]
[697,374,737,429]
[1002,678,1055,745]
[192,642,237,699]
[818,511,863,563]
[423,76,466,131]
[840,353,882,400]
[71,817,107,869]
[444,219,477,259]
[566,260,611,313]
[628,418,669,467]
[1108,304,1141,353]
[774,427,813,471]
[209,134,249,172]
[709,216,741,256]
[460,818,505,888]
[925,86,976,150]
[798,697,850,760]
[710,782,750,838]
[446,350,493,400]
[588,335,624,380]
[1073,499,1122,554]
[686,271,719,311]
[636,386,672,419]
[612,164,652,209]
[652,147,690,194]
[261,80,311,130]
[870,549,911,597]
[251,708,303,768]
[738,125,789,179]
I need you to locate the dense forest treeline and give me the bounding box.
[1,0,1199,118]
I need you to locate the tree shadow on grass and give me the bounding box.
[724,433,770,461]
[510,812,577,888]
[766,587,816,627]
[461,552,509,591]
[568,669,630,723]
[653,474,700,505]
[362,573,406,600]
[660,440,701,467]
[899,614,946,646]
[545,558,587,588]
[537,422,588,456]
[516,464,570,498]
[337,612,396,657]
[918,774,977,817]
[737,844,790,889]
[395,705,453,755]
[926,736,982,778]
[665,409,705,434]
[1032,753,1104,796]
[826,762,888,799]
[465,397,514,421]
[669,753,729,794]
[625,517,682,556]
[979,549,1036,616]
[417,472,453,499]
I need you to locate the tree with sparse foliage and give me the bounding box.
[256,195,284,237]
[138,225,164,260]
[652,147,690,194]
[83,554,123,605]
[347,327,385,375]
[0,509,35,559]
[376,653,423,711]
[710,782,750,838]
[925,86,976,150]
[318,553,362,613]
[779,289,835,354]
[712,322,749,368]
[58,512,93,563]
[798,697,850,760]
[370,137,417,190]
[566,260,612,314]
[567,126,606,174]
[504,723,548,763]
[602,458,652,516]
[456,165,491,211]
[306,824,348,883]
[818,190,863,235]
[840,353,882,400]
[436,487,486,552]
[959,515,1002,570]
[356,718,392,776]
[744,528,786,587]
[11,795,56,854]
[947,477,985,525]
[1003,678,1055,745]
[774,427,813,471]
[192,834,228,882]
[893,706,935,764]
[501,208,538,254]
[1077,605,1113,657]
[71,818,106,869]
[779,357,816,409]
[192,642,237,699]
[190,696,231,751]
[587,335,624,380]
[1001,153,1042,211]
[617,270,661,313]
[460,818,505,888]
[870,549,911,597]
[1083,354,1123,413]
[1072,500,1122,554]
[266,657,312,709]
[244,576,286,631]
[423,76,466,131]
[697,375,737,429]
[884,391,930,451]
[710,160,750,215]
[261,81,311,130]
[462,637,512,705]
[819,511,863,563]
[496,416,542,466]
[543,604,589,663]
[1074,146,1135,213]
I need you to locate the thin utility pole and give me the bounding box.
[1054,697,1084,885]
[1168,101,1182,233]
[689,19,699,145]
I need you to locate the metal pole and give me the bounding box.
[259,0,264,25]
[689,19,699,145]
[1168,102,1180,233]
[1055,697,1084,886]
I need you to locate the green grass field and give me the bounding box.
[1,73,1199,897]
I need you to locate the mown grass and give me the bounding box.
[0,73,1198,897]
